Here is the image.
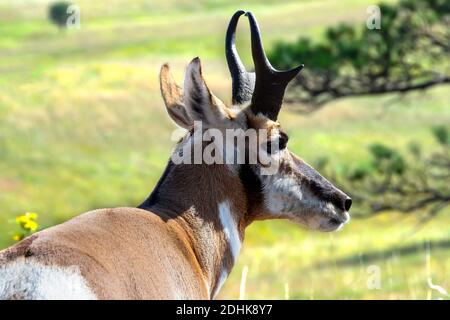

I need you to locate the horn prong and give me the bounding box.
[279,64,305,82]
[245,11,303,120]
[225,11,302,116]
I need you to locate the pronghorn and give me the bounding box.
[0,11,351,300]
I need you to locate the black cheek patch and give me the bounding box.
[239,164,263,214]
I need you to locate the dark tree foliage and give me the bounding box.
[333,126,450,222]
[48,2,72,29]
[269,0,450,111]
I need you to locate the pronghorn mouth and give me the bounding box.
[323,211,350,232]
[329,217,342,225]
[288,207,351,232]
[330,211,350,225]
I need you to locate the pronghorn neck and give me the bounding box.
[139,160,254,298]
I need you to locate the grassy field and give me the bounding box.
[0,0,449,299]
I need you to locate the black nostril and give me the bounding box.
[344,198,352,211]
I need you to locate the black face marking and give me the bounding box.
[292,156,349,211]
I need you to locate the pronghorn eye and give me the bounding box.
[279,131,289,150]
[265,131,289,154]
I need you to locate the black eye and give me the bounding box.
[279,131,289,150]
[265,131,289,154]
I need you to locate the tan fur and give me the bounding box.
[146,162,247,295]
[0,208,206,299]
[160,64,192,129]
[0,59,350,300]
[0,163,245,299]
[246,112,280,132]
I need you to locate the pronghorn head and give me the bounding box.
[159,11,351,232]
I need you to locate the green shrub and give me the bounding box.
[48,2,72,29]
[432,126,449,146]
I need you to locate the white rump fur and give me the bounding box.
[0,259,96,300]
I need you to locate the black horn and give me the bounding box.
[225,10,255,105]
[246,11,303,120]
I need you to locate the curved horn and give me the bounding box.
[225,10,255,105]
[246,11,304,120]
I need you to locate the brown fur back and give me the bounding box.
[0,208,209,299]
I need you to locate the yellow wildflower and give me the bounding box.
[15,212,40,234]
[16,215,28,224]
[13,234,23,242]
[25,212,38,220]
[24,220,38,232]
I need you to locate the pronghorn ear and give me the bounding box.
[183,57,229,126]
[160,64,193,129]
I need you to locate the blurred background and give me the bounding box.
[0,0,449,299]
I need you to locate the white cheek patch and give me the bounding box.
[262,173,329,220]
[262,175,304,214]
[0,260,96,300]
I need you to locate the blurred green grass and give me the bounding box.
[0,0,449,299]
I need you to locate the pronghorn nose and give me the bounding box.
[344,197,352,211]
[330,190,352,212]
